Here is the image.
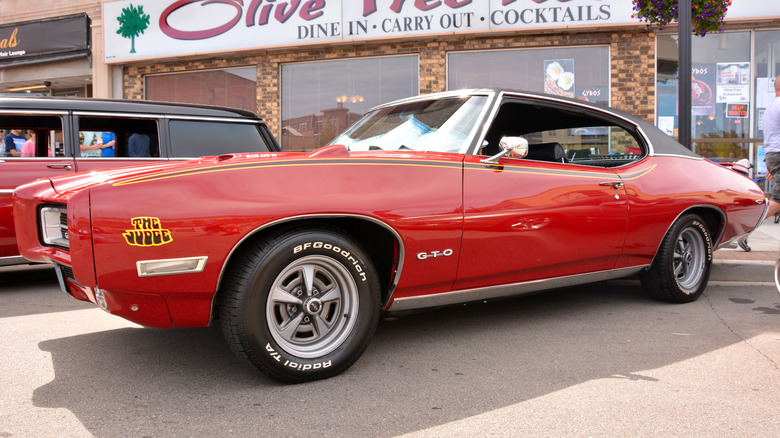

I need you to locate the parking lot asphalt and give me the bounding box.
[1,221,778,437]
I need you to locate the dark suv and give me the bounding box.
[0,97,279,266]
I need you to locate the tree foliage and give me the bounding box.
[632,0,732,37]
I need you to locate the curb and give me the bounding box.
[710,258,775,283]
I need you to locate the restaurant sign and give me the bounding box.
[0,14,90,66]
[103,0,780,64]
[103,0,636,63]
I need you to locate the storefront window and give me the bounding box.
[754,30,780,175]
[281,56,419,152]
[447,47,610,105]
[656,32,752,159]
[145,67,257,113]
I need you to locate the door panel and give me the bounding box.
[455,156,628,290]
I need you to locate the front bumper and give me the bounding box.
[53,262,173,329]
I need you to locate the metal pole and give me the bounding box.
[678,0,692,149]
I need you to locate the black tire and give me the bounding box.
[219,226,380,383]
[640,214,712,303]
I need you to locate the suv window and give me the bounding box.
[169,120,272,157]
[1,114,65,157]
[77,116,160,158]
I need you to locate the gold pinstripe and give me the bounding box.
[112,157,655,186]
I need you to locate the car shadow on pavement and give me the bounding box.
[0,265,94,318]
[31,282,752,437]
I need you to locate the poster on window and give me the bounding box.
[756,77,777,109]
[716,62,750,103]
[658,116,675,137]
[691,64,716,116]
[543,59,575,98]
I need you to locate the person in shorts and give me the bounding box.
[742,74,780,252]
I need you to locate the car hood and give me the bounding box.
[45,145,454,196]
[45,151,301,195]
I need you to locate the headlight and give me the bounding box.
[40,205,69,249]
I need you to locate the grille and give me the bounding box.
[61,265,74,280]
[59,212,69,241]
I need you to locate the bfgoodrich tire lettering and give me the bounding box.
[219,227,380,383]
[640,214,712,303]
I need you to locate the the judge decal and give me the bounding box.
[123,217,173,247]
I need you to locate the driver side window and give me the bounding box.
[481,100,645,167]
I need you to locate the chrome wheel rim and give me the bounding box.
[266,255,358,359]
[673,227,707,292]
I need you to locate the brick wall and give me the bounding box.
[123,30,656,137]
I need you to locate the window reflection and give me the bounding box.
[330,95,487,153]
[447,47,610,105]
[145,67,257,113]
[281,56,419,152]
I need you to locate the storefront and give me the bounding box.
[657,27,780,176]
[0,14,93,97]
[102,0,780,160]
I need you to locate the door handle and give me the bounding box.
[47,164,73,170]
[599,181,623,190]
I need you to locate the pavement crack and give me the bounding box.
[703,292,780,371]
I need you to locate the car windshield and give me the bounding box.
[330,95,488,153]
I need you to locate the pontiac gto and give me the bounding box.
[14,89,767,382]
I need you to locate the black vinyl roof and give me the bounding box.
[0,96,263,121]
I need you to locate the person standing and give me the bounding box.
[763,76,780,219]
[3,129,25,157]
[100,131,116,157]
[743,74,780,252]
[20,130,36,157]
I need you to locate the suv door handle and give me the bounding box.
[599,181,623,190]
[47,164,73,170]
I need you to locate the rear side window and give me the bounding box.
[0,114,65,157]
[77,116,161,158]
[169,120,272,157]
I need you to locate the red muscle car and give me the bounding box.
[13,89,767,383]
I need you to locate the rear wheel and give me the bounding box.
[220,227,380,383]
[640,214,712,303]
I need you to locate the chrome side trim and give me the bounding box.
[0,189,14,195]
[0,255,32,267]
[0,109,68,115]
[165,115,262,124]
[387,266,647,312]
[73,111,166,118]
[137,256,208,277]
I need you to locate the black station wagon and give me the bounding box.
[0,97,279,266]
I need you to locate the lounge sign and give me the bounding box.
[103,0,636,63]
[0,14,90,65]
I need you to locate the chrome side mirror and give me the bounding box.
[481,136,529,164]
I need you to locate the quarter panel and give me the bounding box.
[85,153,466,323]
[615,156,765,268]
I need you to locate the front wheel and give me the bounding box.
[640,214,712,303]
[220,227,381,383]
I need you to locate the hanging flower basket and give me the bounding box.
[632,0,732,37]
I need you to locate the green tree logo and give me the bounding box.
[116,4,150,54]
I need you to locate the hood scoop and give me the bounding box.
[307,144,350,158]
